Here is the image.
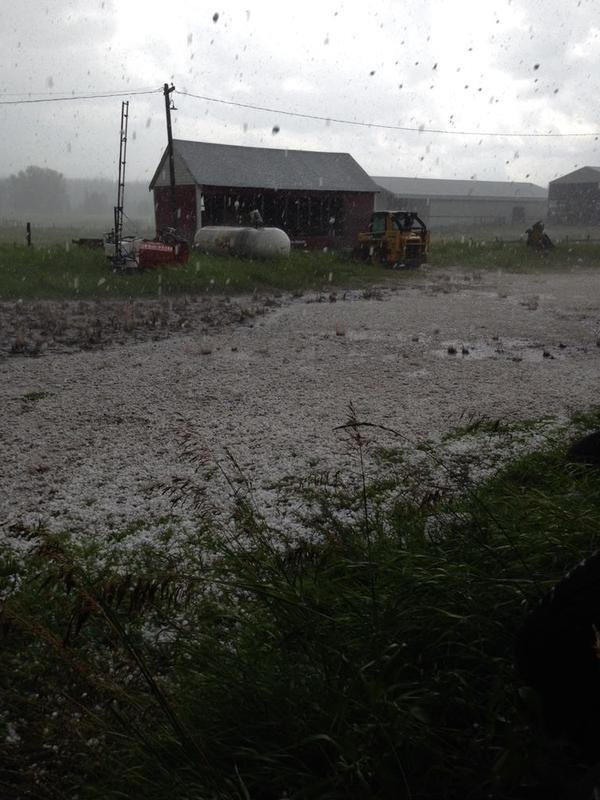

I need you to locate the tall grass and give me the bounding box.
[2,409,600,798]
[429,238,600,271]
[0,245,394,300]
[2,235,600,301]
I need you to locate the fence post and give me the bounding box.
[26,222,31,246]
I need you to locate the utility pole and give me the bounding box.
[163,82,177,230]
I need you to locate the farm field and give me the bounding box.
[2,258,600,799]
[2,238,600,304]
[2,263,599,543]
[0,245,399,300]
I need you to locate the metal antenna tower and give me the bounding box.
[113,100,129,266]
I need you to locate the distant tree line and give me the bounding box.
[0,166,69,215]
[0,165,153,220]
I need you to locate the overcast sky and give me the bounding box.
[2,0,599,187]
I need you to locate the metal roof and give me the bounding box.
[150,140,379,193]
[549,167,600,185]
[372,176,547,200]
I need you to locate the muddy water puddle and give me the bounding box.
[432,337,575,363]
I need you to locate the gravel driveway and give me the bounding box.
[1,266,599,548]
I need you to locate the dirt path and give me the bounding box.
[1,266,599,547]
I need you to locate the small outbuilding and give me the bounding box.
[372,176,548,229]
[149,140,379,246]
[548,167,600,224]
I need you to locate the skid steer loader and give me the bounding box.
[356,211,429,268]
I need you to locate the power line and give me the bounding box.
[0,88,161,106]
[177,89,600,139]
[0,85,160,98]
[2,81,597,139]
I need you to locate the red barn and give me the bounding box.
[149,140,378,247]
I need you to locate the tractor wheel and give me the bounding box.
[378,249,390,267]
[363,247,382,266]
[355,245,371,263]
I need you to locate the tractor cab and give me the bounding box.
[356,211,429,268]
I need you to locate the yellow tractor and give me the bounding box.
[356,211,429,268]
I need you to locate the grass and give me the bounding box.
[0,215,154,247]
[428,238,600,271]
[20,391,53,404]
[432,223,600,243]
[0,245,403,300]
[2,234,600,301]
[440,413,556,441]
[2,408,600,799]
[2,219,598,248]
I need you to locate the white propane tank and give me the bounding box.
[193,226,291,259]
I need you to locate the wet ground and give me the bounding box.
[1,265,599,548]
[0,295,276,357]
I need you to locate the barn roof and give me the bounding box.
[372,176,547,200]
[549,166,600,185]
[150,140,379,193]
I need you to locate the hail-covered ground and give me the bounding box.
[1,265,599,556]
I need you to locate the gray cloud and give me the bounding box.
[2,0,600,189]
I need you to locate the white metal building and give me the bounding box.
[372,176,548,228]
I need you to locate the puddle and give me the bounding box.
[294,288,389,305]
[432,338,568,363]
